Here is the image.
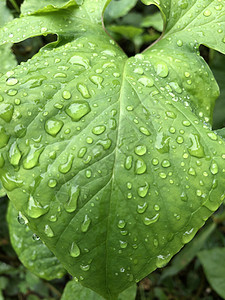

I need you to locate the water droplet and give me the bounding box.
[207,132,218,141]
[144,213,159,225]
[77,83,91,98]
[138,183,149,198]
[14,98,21,105]
[23,146,44,169]
[183,120,191,127]
[58,154,74,174]
[118,220,126,229]
[81,215,91,232]
[182,228,196,244]
[0,103,14,122]
[134,67,144,74]
[86,137,93,144]
[54,72,67,78]
[139,127,151,136]
[45,118,64,136]
[85,170,92,178]
[176,136,184,144]
[119,240,128,249]
[47,179,57,189]
[203,10,211,17]
[69,55,90,69]
[17,211,28,225]
[6,77,18,86]
[159,172,167,179]
[125,156,133,170]
[66,101,91,121]
[26,195,49,218]
[98,139,112,150]
[32,234,40,241]
[161,160,171,168]
[155,132,170,153]
[152,158,159,166]
[7,89,17,96]
[188,134,205,158]
[138,77,154,87]
[180,191,187,201]
[169,82,182,94]
[154,62,169,78]
[70,242,80,257]
[210,160,219,175]
[135,159,147,174]
[9,142,22,166]
[90,75,103,88]
[44,224,54,237]
[156,254,171,268]
[135,145,147,156]
[80,264,90,271]
[188,167,196,176]
[78,147,87,158]
[64,186,80,213]
[137,202,148,213]
[166,111,176,119]
[176,40,183,47]
[154,238,159,247]
[92,125,106,135]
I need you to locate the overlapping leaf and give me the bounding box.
[0,0,225,299]
[7,202,66,280]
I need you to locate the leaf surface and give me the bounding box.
[0,0,225,299]
[7,202,66,280]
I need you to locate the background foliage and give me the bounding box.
[0,0,225,299]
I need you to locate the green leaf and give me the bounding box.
[21,0,82,16]
[0,181,6,197]
[0,0,225,299]
[198,248,225,299]
[161,223,216,280]
[216,128,225,140]
[104,0,138,19]
[0,1,17,77]
[141,11,163,32]
[141,0,225,53]
[7,202,66,280]
[61,280,136,300]
[108,25,144,40]
[62,280,104,300]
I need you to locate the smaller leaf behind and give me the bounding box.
[198,248,225,299]
[7,202,66,280]
[61,280,136,300]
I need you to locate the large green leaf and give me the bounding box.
[0,0,225,299]
[198,248,225,299]
[7,202,66,280]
